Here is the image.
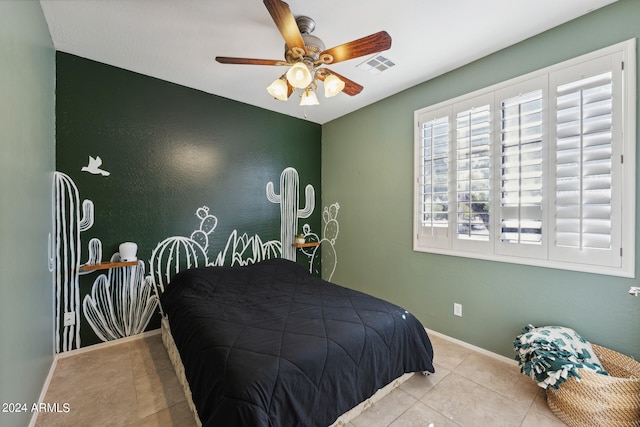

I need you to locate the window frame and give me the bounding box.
[413,39,636,278]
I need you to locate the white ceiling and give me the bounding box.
[40,0,618,124]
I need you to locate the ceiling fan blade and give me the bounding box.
[215,57,288,66]
[263,0,306,53]
[320,31,392,64]
[318,69,364,96]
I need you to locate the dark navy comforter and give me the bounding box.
[161,258,434,426]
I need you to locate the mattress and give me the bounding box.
[160,258,435,426]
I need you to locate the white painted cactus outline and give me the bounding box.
[83,254,158,341]
[53,172,96,352]
[53,167,339,351]
[267,167,315,261]
[296,203,340,281]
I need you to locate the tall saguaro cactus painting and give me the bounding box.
[53,172,97,352]
[267,167,315,261]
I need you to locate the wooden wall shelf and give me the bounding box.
[292,242,320,248]
[80,260,138,272]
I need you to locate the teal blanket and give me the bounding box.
[514,324,608,389]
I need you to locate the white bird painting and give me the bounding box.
[81,156,110,176]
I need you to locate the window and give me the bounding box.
[414,39,636,277]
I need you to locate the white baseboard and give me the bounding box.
[55,328,160,359]
[426,328,518,367]
[28,356,58,427]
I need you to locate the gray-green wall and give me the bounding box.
[322,0,640,360]
[0,2,55,427]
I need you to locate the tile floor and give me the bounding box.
[35,331,567,426]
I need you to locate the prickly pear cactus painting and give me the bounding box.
[190,206,217,252]
[267,167,315,261]
[319,203,340,280]
[295,203,340,281]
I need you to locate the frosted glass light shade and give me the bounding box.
[267,78,288,100]
[286,62,313,89]
[300,88,319,106]
[324,74,345,97]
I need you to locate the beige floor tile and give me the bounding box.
[399,364,450,399]
[45,343,135,399]
[520,408,567,427]
[389,401,461,427]
[428,334,475,371]
[134,366,186,419]
[350,388,417,426]
[138,401,198,427]
[420,373,530,427]
[454,352,539,405]
[37,376,139,427]
[130,334,173,378]
[530,388,564,422]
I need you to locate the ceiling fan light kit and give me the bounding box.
[215,0,392,115]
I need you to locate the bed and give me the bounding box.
[159,258,435,426]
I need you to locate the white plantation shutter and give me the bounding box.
[415,107,451,249]
[549,54,622,268]
[453,96,492,252]
[495,78,547,259]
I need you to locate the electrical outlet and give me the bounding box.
[453,303,462,317]
[63,311,75,326]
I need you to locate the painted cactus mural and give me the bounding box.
[53,166,337,351]
[53,172,96,352]
[267,167,315,261]
[83,254,158,341]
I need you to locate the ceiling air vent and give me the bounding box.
[357,55,396,75]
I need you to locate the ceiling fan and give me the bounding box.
[215,0,392,107]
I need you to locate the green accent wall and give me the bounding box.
[0,2,55,426]
[56,53,321,348]
[322,0,640,360]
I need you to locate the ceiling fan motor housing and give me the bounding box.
[285,16,325,63]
